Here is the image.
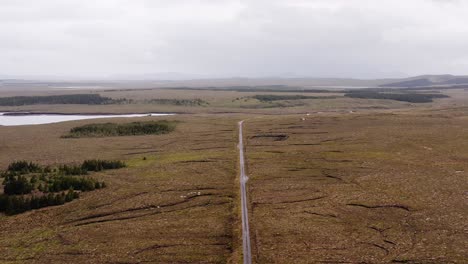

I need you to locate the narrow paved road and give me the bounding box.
[238,121,252,264]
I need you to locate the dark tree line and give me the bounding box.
[145,98,208,106]
[0,159,124,215]
[2,172,105,195]
[344,91,449,103]
[58,159,126,175]
[252,94,336,102]
[58,164,88,175]
[47,176,106,192]
[0,94,115,106]
[81,159,126,171]
[6,161,42,174]
[64,121,176,138]
[3,159,126,178]
[0,191,79,215]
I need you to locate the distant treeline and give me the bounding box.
[252,94,337,102]
[145,98,208,106]
[0,93,211,107]
[0,159,125,215]
[64,120,176,138]
[0,94,121,106]
[344,91,449,103]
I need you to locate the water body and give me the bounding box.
[0,113,173,126]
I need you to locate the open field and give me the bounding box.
[244,110,468,263]
[0,114,243,263]
[0,85,467,263]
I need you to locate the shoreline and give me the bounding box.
[0,111,179,116]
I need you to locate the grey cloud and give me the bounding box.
[0,0,467,79]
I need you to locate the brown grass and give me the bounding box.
[244,111,467,263]
[0,114,244,263]
[0,86,467,263]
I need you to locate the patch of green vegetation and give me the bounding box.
[3,175,33,195]
[246,151,278,160]
[252,94,336,102]
[344,90,449,103]
[0,228,58,260]
[127,151,233,180]
[126,155,158,168]
[127,151,223,168]
[58,160,125,175]
[6,161,42,174]
[81,159,126,171]
[0,94,123,106]
[63,120,176,138]
[159,151,225,164]
[47,176,105,192]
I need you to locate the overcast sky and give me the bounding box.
[1,0,467,79]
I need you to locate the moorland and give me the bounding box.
[0,80,467,263]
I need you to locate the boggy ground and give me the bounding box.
[0,87,467,263]
[244,109,467,263]
[0,114,243,263]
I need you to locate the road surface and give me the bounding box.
[238,121,252,264]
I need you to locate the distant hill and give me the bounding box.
[380,75,468,88]
[2,74,468,90]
